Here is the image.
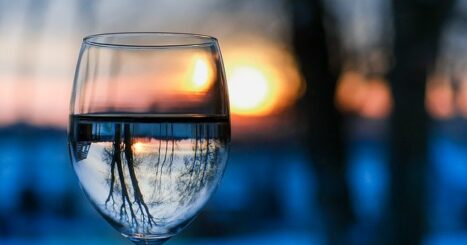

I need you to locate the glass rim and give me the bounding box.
[83,32,218,49]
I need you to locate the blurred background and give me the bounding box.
[0,0,466,244]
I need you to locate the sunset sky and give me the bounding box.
[0,0,304,127]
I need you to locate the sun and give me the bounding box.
[227,65,277,116]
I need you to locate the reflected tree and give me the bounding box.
[103,123,156,230]
[178,124,219,205]
[101,122,220,230]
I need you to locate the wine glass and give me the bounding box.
[68,32,230,244]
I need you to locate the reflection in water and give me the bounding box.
[70,116,229,236]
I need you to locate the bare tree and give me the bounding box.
[103,123,156,230]
[101,122,219,231]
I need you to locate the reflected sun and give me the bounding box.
[183,57,214,93]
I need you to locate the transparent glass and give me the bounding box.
[68,32,230,244]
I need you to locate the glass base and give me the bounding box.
[128,236,170,245]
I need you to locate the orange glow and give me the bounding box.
[335,71,368,113]
[335,71,392,119]
[183,57,214,93]
[223,39,305,116]
[193,59,210,88]
[456,80,467,117]
[0,75,70,127]
[0,39,305,126]
[426,75,455,119]
[228,66,277,116]
[133,142,146,154]
[359,79,393,119]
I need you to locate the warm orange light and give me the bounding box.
[223,39,305,117]
[456,80,467,117]
[228,66,276,116]
[183,57,214,93]
[426,76,455,119]
[193,59,209,88]
[133,142,144,153]
[335,71,392,119]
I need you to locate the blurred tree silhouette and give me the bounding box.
[292,0,455,244]
[292,1,354,244]
[387,0,454,244]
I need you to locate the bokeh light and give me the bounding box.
[426,75,455,120]
[335,71,392,119]
[224,39,305,117]
[184,57,214,93]
[227,66,275,116]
